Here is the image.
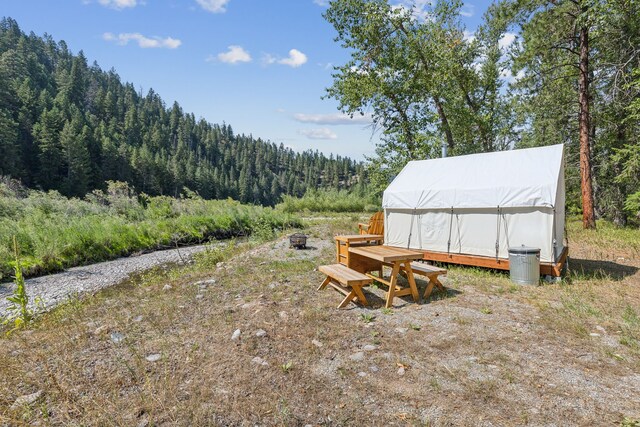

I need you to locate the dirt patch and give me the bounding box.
[1,217,639,426]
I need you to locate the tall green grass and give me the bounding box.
[277,189,379,213]
[566,216,640,255]
[0,181,301,281]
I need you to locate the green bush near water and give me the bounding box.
[277,189,380,213]
[0,180,301,282]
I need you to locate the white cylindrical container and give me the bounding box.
[508,245,540,285]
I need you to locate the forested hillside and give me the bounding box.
[0,18,365,205]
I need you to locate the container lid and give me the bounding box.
[508,245,540,254]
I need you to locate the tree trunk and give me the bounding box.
[434,97,455,152]
[578,25,596,229]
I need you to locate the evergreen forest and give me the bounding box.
[0,18,365,206]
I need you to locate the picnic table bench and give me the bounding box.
[400,262,447,299]
[318,264,372,308]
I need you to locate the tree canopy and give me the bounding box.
[324,0,640,224]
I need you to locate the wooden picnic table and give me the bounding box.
[348,245,424,308]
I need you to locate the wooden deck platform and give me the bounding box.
[420,246,569,277]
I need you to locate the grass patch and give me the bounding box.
[360,313,375,324]
[0,181,301,281]
[276,189,378,213]
[566,216,640,257]
[1,213,638,425]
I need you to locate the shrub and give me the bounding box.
[277,189,379,213]
[0,185,301,281]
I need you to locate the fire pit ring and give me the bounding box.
[289,233,308,250]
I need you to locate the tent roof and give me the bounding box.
[382,144,565,210]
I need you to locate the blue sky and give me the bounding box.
[2,0,490,161]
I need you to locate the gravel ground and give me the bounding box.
[0,244,217,317]
[1,221,639,425]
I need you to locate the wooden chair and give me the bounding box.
[358,211,384,236]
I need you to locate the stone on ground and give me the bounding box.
[10,390,43,410]
[145,353,161,362]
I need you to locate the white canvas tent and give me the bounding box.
[382,144,566,264]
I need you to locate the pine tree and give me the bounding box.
[60,117,91,197]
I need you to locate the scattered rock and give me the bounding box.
[363,344,377,352]
[369,365,379,373]
[251,356,269,366]
[279,311,289,320]
[397,366,406,376]
[110,332,125,344]
[162,284,172,291]
[312,339,323,348]
[595,325,606,333]
[193,278,216,287]
[231,329,241,341]
[195,294,204,300]
[145,353,161,362]
[269,282,279,289]
[357,371,367,377]
[93,325,109,335]
[589,333,601,337]
[0,243,213,318]
[216,262,224,268]
[349,352,365,362]
[132,315,143,322]
[10,390,43,410]
[395,327,409,334]
[255,329,268,337]
[137,415,150,427]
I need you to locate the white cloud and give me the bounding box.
[96,0,137,10]
[263,49,308,68]
[262,53,277,65]
[102,32,181,49]
[463,30,476,43]
[216,45,252,64]
[298,128,338,140]
[313,0,329,5]
[501,68,526,84]
[392,0,433,21]
[195,0,230,13]
[498,32,516,50]
[278,49,308,68]
[459,4,474,17]
[293,113,372,125]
